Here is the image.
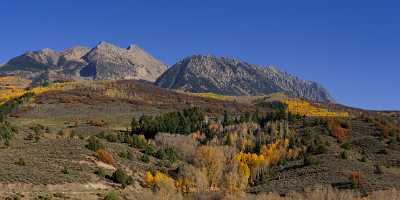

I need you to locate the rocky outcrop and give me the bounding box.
[0,42,166,83]
[156,55,333,102]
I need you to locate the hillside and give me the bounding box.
[0,42,167,83]
[0,78,399,199]
[156,55,333,103]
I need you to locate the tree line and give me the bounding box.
[131,106,302,138]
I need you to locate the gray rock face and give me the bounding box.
[0,42,166,83]
[3,48,61,72]
[82,42,166,81]
[156,55,334,102]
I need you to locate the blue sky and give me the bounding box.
[1,0,399,110]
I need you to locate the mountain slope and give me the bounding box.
[156,55,334,102]
[0,42,166,83]
[81,42,166,81]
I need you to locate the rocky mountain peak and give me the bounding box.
[1,42,167,83]
[156,55,334,103]
[127,44,140,50]
[95,41,114,48]
[60,46,90,60]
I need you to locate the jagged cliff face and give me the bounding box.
[0,42,167,83]
[156,55,334,102]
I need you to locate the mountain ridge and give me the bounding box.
[0,41,167,83]
[156,55,334,102]
[1,44,333,102]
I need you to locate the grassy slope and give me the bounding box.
[1,78,400,199]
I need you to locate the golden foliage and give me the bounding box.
[145,171,177,191]
[189,92,234,101]
[0,80,79,105]
[194,145,225,188]
[234,138,303,185]
[0,89,26,104]
[223,160,250,194]
[283,99,349,117]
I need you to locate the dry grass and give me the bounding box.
[122,186,400,200]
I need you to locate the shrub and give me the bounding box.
[308,139,328,155]
[105,133,119,143]
[350,171,361,189]
[374,165,384,174]
[360,156,368,163]
[62,166,70,174]
[97,131,119,143]
[315,144,328,154]
[111,169,133,188]
[128,134,148,149]
[388,137,397,145]
[119,150,133,160]
[339,151,348,159]
[31,124,45,134]
[15,158,26,166]
[341,142,352,150]
[131,116,138,132]
[104,191,120,200]
[143,143,157,156]
[140,154,150,163]
[304,155,320,166]
[95,168,107,178]
[156,147,179,164]
[96,149,114,165]
[86,136,105,151]
[96,131,107,139]
[0,122,15,146]
[339,120,352,129]
[87,119,107,127]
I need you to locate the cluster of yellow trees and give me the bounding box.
[0,77,80,105]
[143,140,304,195]
[141,121,306,196]
[145,171,176,190]
[0,76,29,104]
[282,99,348,117]
[0,88,26,104]
[234,138,303,183]
[188,92,234,101]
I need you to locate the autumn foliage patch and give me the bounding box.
[327,120,349,140]
[96,149,114,165]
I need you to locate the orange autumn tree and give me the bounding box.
[327,120,348,140]
[96,149,114,165]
